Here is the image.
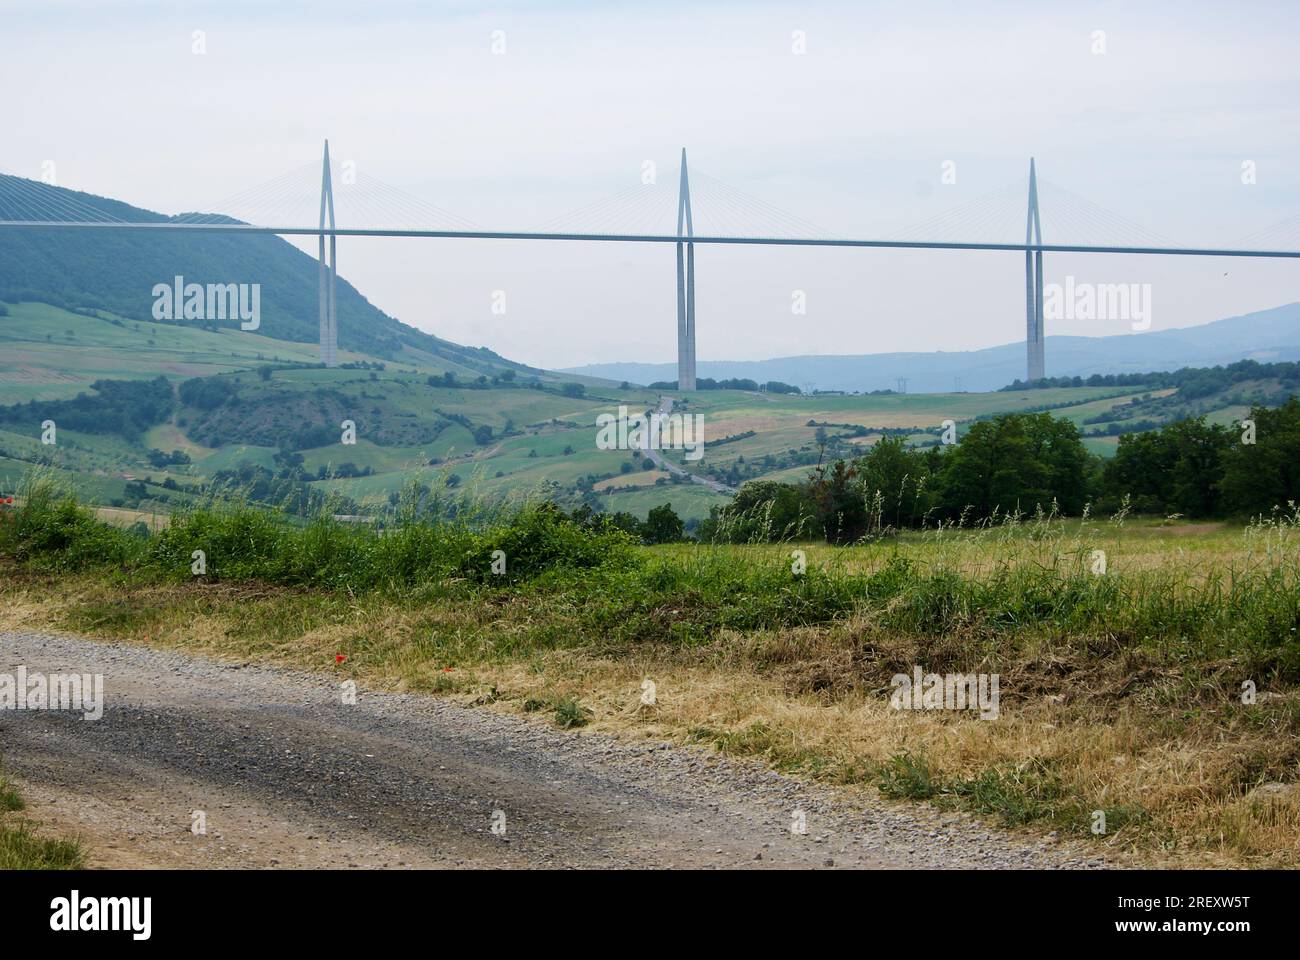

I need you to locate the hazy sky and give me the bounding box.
[5,0,1300,370]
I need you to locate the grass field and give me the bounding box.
[3,480,1298,868]
[0,301,596,404]
[0,301,325,402]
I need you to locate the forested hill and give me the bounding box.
[0,174,525,370]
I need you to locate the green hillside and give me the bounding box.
[5,345,1294,523]
[0,175,539,375]
[0,300,583,403]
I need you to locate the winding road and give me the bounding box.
[641,396,737,494]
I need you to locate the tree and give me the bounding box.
[1032,414,1090,514]
[571,505,642,537]
[1220,398,1300,516]
[1102,417,1231,516]
[808,460,867,544]
[641,503,685,544]
[699,479,816,542]
[937,412,1088,519]
[853,436,934,529]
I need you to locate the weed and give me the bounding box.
[553,696,590,729]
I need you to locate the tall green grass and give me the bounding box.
[4,472,1300,680]
[2,473,638,590]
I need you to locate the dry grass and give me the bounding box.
[92,506,170,530]
[5,517,1300,869]
[593,471,670,491]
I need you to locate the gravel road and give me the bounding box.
[0,630,1108,869]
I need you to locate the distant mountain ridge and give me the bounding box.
[563,302,1300,392]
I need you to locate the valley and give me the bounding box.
[4,300,1295,525]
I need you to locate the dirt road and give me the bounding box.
[0,630,1106,869]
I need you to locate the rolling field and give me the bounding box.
[0,301,600,404]
[0,300,1282,523]
[0,360,1261,520]
[0,301,327,401]
[4,486,1298,868]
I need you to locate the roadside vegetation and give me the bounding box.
[0,762,84,869]
[3,465,1300,867]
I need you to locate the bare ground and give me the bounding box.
[0,630,1109,870]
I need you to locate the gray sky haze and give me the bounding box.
[5,0,1300,369]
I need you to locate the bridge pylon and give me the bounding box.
[676,148,696,391]
[319,140,338,367]
[1025,158,1045,382]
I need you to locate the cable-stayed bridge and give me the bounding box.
[3,141,1300,387]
